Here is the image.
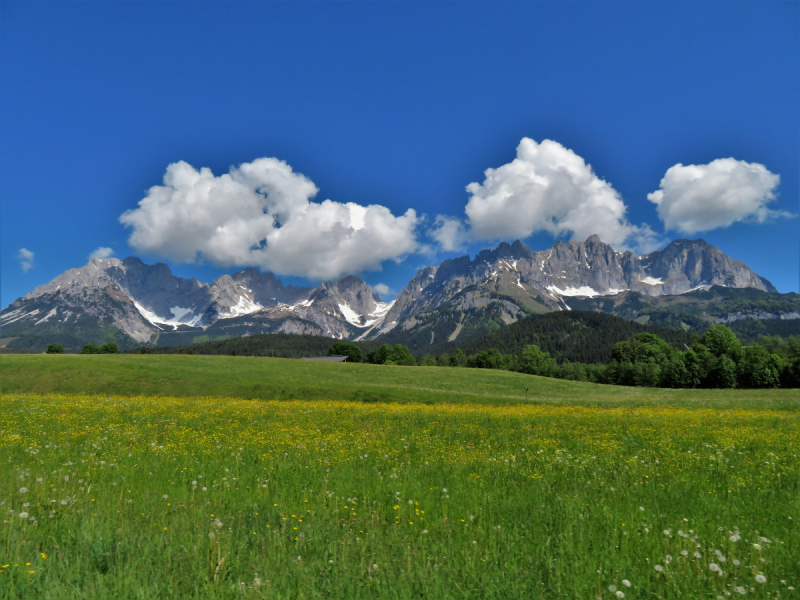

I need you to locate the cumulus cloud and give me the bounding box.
[428,215,468,252]
[371,283,393,298]
[647,158,790,234]
[17,248,34,273]
[120,158,420,280]
[442,138,661,253]
[89,246,114,260]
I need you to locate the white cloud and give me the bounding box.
[647,158,790,234]
[457,138,659,252]
[371,283,393,298]
[17,248,34,273]
[89,246,114,260]
[429,215,467,252]
[120,158,420,281]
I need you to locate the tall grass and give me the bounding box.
[2,393,798,598]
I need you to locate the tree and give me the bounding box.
[46,344,64,354]
[418,354,437,367]
[659,357,691,388]
[389,344,415,366]
[699,325,743,361]
[326,341,362,363]
[81,344,100,354]
[612,333,675,366]
[449,348,466,367]
[365,344,415,366]
[467,349,505,369]
[518,344,555,376]
[683,344,712,388]
[100,342,120,354]
[708,355,737,389]
[738,344,780,388]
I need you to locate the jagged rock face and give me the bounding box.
[1,257,389,345]
[378,236,777,335]
[641,239,777,293]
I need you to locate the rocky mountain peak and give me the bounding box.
[1,234,779,350]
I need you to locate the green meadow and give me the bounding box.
[0,355,798,599]
[1,354,799,409]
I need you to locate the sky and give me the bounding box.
[1,1,798,309]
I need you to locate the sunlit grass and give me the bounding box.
[2,354,799,409]
[1,393,798,598]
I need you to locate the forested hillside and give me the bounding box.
[132,332,384,358]
[459,311,696,364]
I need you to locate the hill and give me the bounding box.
[458,310,696,363]
[1,354,796,409]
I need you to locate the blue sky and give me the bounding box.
[2,1,798,308]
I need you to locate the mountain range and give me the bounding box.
[1,236,796,352]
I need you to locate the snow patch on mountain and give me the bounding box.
[134,302,203,330]
[338,300,395,328]
[640,276,665,286]
[217,296,262,319]
[547,285,600,297]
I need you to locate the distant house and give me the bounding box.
[301,355,351,362]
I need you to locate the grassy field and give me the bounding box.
[1,356,798,598]
[1,354,799,409]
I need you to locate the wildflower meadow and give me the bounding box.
[1,393,798,599]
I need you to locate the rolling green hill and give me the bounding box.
[1,354,797,409]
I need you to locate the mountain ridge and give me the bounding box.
[0,236,787,351]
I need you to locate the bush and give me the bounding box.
[100,342,120,354]
[80,344,101,354]
[46,344,64,354]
